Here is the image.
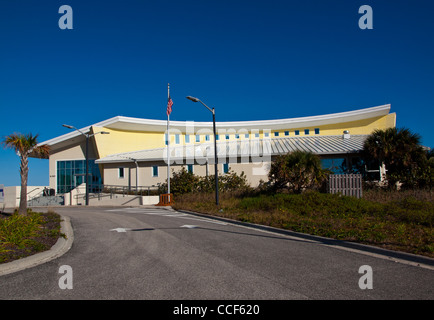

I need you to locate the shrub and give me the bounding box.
[268,151,330,193]
[160,166,251,195]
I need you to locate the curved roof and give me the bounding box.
[40,104,391,149]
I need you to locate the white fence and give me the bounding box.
[328,174,363,198]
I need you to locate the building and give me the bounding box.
[35,104,396,194]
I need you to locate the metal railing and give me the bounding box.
[100,185,160,197]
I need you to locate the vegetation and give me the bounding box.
[173,191,433,257]
[168,128,433,258]
[268,151,330,193]
[2,133,50,215]
[362,127,432,189]
[159,167,251,194]
[0,210,64,264]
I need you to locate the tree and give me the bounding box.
[362,127,426,188]
[2,133,49,215]
[268,151,330,193]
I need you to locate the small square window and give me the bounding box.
[205,135,210,141]
[264,132,269,137]
[255,133,259,138]
[295,130,300,136]
[305,129,310,135]
[235,134,239,139]
[226,135,230,140]
[274,132,279,137]
[245,133,249,138]
[315,128,320,135]
[284,131,289,136]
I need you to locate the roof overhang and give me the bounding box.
[38,104,391,152]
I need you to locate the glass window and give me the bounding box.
[315,128,320,135]
[119,167,124,178]
[226,134,230,140]
[187,164,193,174]
[223,163,229,174]
[235,134,239,139]
[274,132,279,137]
[295,130,300,136]
[284,131,289,136]
[216,134,219,140]
[304,129,310,135]
[185,135,190,143]
[264,132,269,137]
[175,134,180,144]
[321,158,347,174]
[245,133,249,138]
[165,134,168,145]
[205,135,210,141]
[152,166,158,177]
[56,159,102,194]
[255,133,259,138]
[196,135,200,142]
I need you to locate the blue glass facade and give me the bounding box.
[56,159,102,194]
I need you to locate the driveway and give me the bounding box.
[0,206,433,301]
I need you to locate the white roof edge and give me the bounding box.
[40,105,390,146]
[107,104,391,128]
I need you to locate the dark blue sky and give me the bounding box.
[1,0,433,186]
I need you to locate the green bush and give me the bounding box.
[268,151,330,193]
[160,167,250,195]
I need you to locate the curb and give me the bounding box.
[0,215,74,277]
[177,209,434,270]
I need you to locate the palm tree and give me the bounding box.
[2,133,49,215]
[269,151,329,193]
[362,127,424,187]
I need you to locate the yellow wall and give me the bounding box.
[92,113,396,158]
[92,127,165,159]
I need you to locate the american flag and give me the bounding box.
[167,96,173,116]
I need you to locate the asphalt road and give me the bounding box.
[0,206,433,300]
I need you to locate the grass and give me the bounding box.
[0,210,64,264]
[172,190,434,258]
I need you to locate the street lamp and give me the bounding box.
[63,124,110,205]
[186,96,219,206]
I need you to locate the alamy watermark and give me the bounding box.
[163,122,272,176]
[358,265,373,289]
[58,265,73,290]
[58,4,374,31]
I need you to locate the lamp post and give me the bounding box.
[62,124,110,205]
[186,96,219,206]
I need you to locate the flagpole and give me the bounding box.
[167,83,171,199]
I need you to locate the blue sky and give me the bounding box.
[1,0,433,186]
